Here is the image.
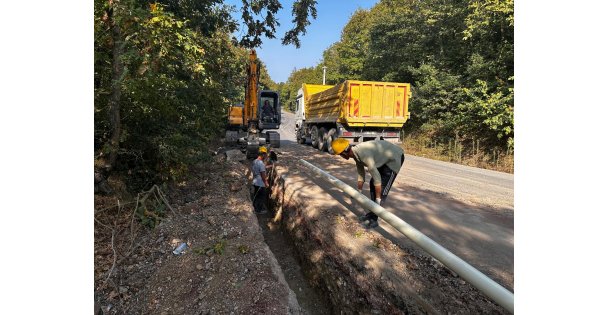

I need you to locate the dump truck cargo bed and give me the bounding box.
[305,80,411,128]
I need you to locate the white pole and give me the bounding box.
[298,159,514,313]
[322,66,327,85]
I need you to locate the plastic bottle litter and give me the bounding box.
[173,242,188,255]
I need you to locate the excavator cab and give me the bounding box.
[258,91,280,130]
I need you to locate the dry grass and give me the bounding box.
[402,136,514,174]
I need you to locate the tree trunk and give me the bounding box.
[101,0,123,172]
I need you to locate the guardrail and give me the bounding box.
[298,159,514,313]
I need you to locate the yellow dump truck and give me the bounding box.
[294,80,411,151]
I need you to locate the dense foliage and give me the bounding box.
[283,0,514,162]
[95,0,313,190]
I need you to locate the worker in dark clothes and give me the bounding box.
[331,138,405,228]
[261,100,275,122]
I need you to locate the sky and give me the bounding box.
[226,0,379,83]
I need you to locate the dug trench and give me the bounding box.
[94,153,508,314]
[261,161,509,314]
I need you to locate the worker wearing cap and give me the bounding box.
[331,138,405,228]
[252,146,270,214]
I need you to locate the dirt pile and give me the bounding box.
[94,159,299,314]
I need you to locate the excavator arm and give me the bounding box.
[244,50,260,131]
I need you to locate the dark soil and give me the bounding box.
[257,212,332,314]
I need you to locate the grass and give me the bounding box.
[238,245,249,254]
[402,136,514,174]
[372,239,383,248]
[193,239,228,256]
[213,240,226,255]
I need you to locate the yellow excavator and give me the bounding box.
[225,50,281,158]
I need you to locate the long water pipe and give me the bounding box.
[298,159,514,313]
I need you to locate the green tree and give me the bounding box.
[456,80,514,148]
[334,9,371,80]
[463,0,514,91]
[237,0,318,48]
[95,0,319,189]
[317,43,342,85]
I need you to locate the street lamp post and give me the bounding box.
[322,66,327,85]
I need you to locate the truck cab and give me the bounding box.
[294,84,333,144]
[294,87,305,133]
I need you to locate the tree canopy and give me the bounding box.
[95,0,315,189]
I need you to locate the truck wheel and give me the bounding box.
[311,126,319,148]
[325,128,337,154]
[318,127,328,151]
[296,129,305,144]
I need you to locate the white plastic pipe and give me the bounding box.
[298,159,514,313]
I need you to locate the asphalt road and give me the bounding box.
[274,109,514,291]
